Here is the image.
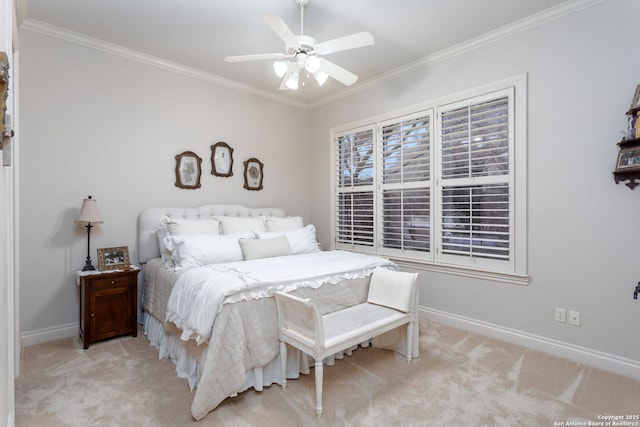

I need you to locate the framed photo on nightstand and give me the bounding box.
[97,246,130,271]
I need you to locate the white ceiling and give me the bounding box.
[19,0,571,107]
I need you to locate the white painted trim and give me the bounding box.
[21,312,144,347]
[21,307,640,380]
[17,0,603,111]
[20,322,78,347]
[420,307,640,381]
[19,19,308,110]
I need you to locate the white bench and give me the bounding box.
[274,267,418,417]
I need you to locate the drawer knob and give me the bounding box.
[110,280,115,285]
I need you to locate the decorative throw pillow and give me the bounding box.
[238,236,292,260]
[367,267,416,313]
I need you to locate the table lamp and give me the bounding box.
[75,195,103,271]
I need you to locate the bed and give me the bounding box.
[137,204,419,420]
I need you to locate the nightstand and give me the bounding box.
[78,268,139,349]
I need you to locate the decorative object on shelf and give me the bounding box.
[0,52,13,167]
[616,145,640,171]
[613,86,640,189]
[631,84,640,111]
[211,142,234,177]
[175,151,202,189]
[0,52,8,139]
[74,196,104,271]
[97,246,130,271]
[243,157,264,191]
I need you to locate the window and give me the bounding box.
[379,112,432,258]
[336,127,376,250]
[332,77,527,283]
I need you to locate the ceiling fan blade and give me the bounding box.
[225,53,287,62]
[260,14,298,47]
[318,58,359,86]
[315,31,374,55]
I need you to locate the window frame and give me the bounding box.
[330,74,528,285]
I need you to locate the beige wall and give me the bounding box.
[16,0,640,380]
[309,0,640,376]
[18,29,309,341]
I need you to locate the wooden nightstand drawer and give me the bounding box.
[91,275,133,290]
[79,268,139,349]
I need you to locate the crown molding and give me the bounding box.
[19,18,309,110]
[19,0,604,110]
[308,0,606,109]
[14,0,27,26]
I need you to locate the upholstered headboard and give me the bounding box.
[137,204,286,264]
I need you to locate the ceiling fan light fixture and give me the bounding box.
[226,0,374,91]
[273,60,289,78]
[313,70,329,86]
[285,71,299,90]
[304,55,320,73]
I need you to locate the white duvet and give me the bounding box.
[166,250,396,345]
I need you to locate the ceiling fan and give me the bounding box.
[224,0,374,90]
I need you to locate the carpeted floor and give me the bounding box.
[15,319,640,426]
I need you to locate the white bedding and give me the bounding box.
[166,250,396,345]
[137,204,418,420]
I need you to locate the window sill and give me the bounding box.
[391,258,530,286]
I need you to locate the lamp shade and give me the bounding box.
[74,196,103,224]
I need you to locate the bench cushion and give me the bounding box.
[322,303,408,349]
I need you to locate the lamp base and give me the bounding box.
[82,257,96,271]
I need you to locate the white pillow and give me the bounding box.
[217,216,267,234]
[160,216,220,235]
[155,226,174,268]
[163,233,253,270]
[239,236,292,260]
[257,224,320,255]
[156,216,221,268]
[367,267,417,313]
[264,216,304,232]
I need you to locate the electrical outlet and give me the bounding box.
[555,307,566,323]
[569,310,580,326]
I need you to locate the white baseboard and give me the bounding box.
[22,309,640,380]
[20,322,78,347]
[21,310,144,348]
[420,307,640,380]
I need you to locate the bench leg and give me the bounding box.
[280,341,287,390]
[406,320,414,365]
[314,360,323,417]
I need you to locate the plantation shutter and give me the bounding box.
[335,127,375,249]
[379,113,432,256]
[438,91,513,264]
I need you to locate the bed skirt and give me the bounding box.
[142,312,365,394]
